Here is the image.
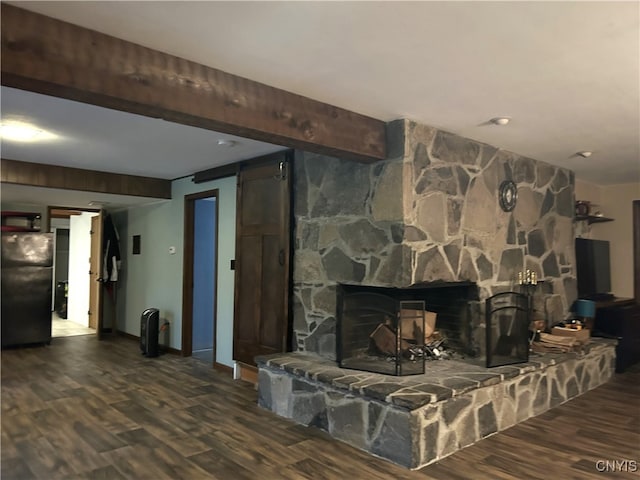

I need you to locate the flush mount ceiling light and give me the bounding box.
[490,117,511,126]
[0,121,58,142]
[577,151,593,158]
[216,139,237,147]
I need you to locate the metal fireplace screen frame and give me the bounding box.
[485,291,530,368]
[337,291,426,376]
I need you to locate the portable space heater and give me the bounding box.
[140,308,159,358]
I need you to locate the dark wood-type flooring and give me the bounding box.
[2,335,638,479]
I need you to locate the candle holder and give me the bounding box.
[517,269,539,313]
[517,270,543,348]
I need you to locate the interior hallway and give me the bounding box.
[2,335,638,479]
[51,311,95,338]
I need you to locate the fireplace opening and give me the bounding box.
[337,292,427,375]
[337,282,480,376]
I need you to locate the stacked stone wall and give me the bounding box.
[292,151,407,357]
[257,341,616,469]
[293,120,576,359]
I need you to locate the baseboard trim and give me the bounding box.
[116,330,138,342]
[213,362,233,376]
[235,362,258,385]
[115,330,181,355]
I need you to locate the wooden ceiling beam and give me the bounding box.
[1,4,386,163]
[1,159,172,199]
[49,208,84,218]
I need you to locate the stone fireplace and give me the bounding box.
[292,119,577,361]
[256,119,601,470]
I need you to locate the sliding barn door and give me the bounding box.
[233,153,292,366]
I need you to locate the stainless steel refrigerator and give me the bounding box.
[1,232,53,347]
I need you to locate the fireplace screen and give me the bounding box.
[337,291,426,376]
[485,292,530,368]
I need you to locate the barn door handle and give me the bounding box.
[278,249,285,266]
[274,161,287,181]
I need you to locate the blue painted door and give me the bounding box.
[192,198,216,352]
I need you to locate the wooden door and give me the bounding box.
[89,213,104,339]
[233,153,292,366]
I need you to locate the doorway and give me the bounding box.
[51,223,94,337]
[182,190,219,367]
[48,206,101,338]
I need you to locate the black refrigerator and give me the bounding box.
[1,232,54,347]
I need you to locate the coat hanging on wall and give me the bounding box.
[102,213,121,290]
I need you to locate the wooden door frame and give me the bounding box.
[47,206,100,232]
[89,211,104,339]
[49,207,103,337]
[181,189,220,359]
[48,206,91,312]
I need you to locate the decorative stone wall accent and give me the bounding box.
[257,340,616,469]
[293,120,576,359]
[293,151,409,357]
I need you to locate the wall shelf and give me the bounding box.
[1,211,42,232]
[574,215,614,225]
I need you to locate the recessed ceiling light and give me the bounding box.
[0,121,57,142]
[577,151,593,158]
[490,117,511,126]
[216,139,237,147]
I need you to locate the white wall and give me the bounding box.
[113,175,237,367]
[68,212,98,326]
[574,180,604,211]
[575,180,640,298]
[51,217,70,229]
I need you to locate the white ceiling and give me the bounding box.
[1,1,639,210]
[1,86,286,179]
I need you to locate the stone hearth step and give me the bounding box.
[256,339,617,469]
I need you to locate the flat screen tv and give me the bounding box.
[575,238,612,300]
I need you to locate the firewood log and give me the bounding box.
[370,324,411,356]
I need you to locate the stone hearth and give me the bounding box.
[273,117,592,469]
[257,339,616,469]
